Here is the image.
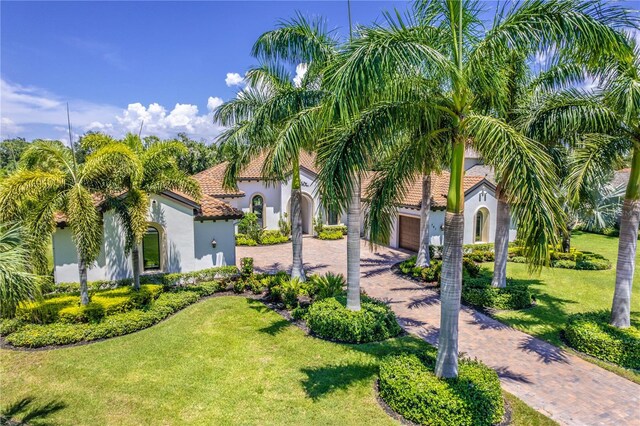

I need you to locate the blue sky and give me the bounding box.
[1,1,407,142]
[1,1,638,143]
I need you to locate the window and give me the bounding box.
[251,195,264,228]
[474,208,489,243]
[142,226,161,271]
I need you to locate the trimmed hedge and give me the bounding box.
[236,230,289,246]
[379,352,504,426]
[4,290,202,347]
[236,234,257,246]
[564,311,640,370]
[317,230,344,240]
[323,224,348,235]
[462,276,532,310]
[306,295,401,343]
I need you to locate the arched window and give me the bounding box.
[142,226,161,271]
[474,208,490,243]
[251,195,264,228]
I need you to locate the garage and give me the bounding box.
[398,215,420,252]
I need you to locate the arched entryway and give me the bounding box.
[287,193,313,235]
[474,207,490,243]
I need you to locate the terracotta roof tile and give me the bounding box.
[362,171,487,209]
[193,163,245,198]
[197,194,243,219]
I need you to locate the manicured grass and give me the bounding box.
[486,232,639,379]
[1,296,552,425]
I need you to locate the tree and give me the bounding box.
[0,138,30,174]
[0,140,141,305]
[172,133,220,175]
[315,0,627,377]
[82,133,201,290]
[214,14,336,282]
[524,36,639,327]
[0,223,41,318]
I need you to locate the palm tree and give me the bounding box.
[82,133,201,290]
[0,223,41,318]
[0,140,140,305]
[524,36,639,327]
[215,15,336,282]
[315,0,627,377]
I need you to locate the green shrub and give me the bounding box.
[575,258,612,270]
[189,280,228,296]
[248,277,267,294]
[564,311,640,369]
[240,257,253,279]
[420,261,442,282]
[317,230,344,240]
[291,306,308,321]
[378,353,504,426]
[162,266,238,286]
[233,279,247,294]
[602,227,619,237]
[259,230,289,245]
[58,302,105,324]
[313,214,324,235]
[323,224,347,235]
[278,213,291,236]
[270,278,306,309]
[237,212,261,241]
[17,295,77,324]
[511,256,527,263]
[307,272,345,300]
[462,282,532,310]
[306,295,402,343]
[5,291,201,348]
[236,234,258,246]
[462,258,481,278]
[0,318,23,335]
[552,259,576,269]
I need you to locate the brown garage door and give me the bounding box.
[399,215,420,252]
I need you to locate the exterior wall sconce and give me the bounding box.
[211,239,217,248]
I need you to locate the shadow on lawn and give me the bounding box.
[1,397,66,426]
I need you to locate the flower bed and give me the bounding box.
[1,267,238,348]
[564,311,640,369]
[379,351,504,426]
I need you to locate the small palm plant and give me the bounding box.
[0,223,41,318]
[0,140,141,305]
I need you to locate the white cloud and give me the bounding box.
[0,78,225,142]
[225,72,244,87]
[293,63,308,87]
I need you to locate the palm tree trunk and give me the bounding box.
[416,174,432,268]
[611,148,640,327]
[346,174,361,311]
[78,256,89,305]
[132,246,141,290]
[492,184,510,288]
[435,137,465,379]
[291,157,305,281]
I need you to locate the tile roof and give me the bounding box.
[194,151,318,197]
[197,194,243,219]
[465,164,496,185]
[193,163,245,198]
[362,171,488,209]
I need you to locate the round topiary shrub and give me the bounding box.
[306,295,402,343]
[379,353,505,426]
[564,311,640,369]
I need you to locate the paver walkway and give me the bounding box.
[238,238,640,426]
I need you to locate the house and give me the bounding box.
[193,151,344,234]
[52,190,243,283]
[361,170,517,251]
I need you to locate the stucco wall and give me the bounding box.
[193,219,236,269]
[236,181,282,230]
[52,193,236,283]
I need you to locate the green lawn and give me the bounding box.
[488,232,639,346]
[0,297,554,425]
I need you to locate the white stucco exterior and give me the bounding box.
[52,193,237,283]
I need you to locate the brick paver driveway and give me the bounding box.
[238,237,640,426]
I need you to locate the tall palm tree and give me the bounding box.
[0,223,41,318]
[82,133,201,290]
[524,36,639,327]
[0,140,140,305]
[215,15,336,282]
[315,0,627,377]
